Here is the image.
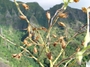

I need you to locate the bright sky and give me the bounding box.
[11,0,90,10]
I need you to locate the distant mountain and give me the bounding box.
[0,0,87,30]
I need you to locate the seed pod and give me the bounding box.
[22,3,29,10]
[33,47,38,54]
[61,39,66,49]
[53,42,58,47]
[12,54,17,58]
[12,53,22,59]
[76,47,80,52]
[35,35,40,41]
[58,22,66,27]
[42,27,47,31]
[23,39,28,45]
[19,15,26,20]
[27,43,32,47]
[74,0,79,2]
[46,11,51,20]
[27,25,31,33]
[82,7,87,13]
[59,13,68,18]
[52,34,57,38]
[46,52,52,60]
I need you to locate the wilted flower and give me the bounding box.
[19,15,26,20]
[46,11,51,20]
[22,3,29,10]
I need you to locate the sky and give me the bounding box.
[11,0,90,10]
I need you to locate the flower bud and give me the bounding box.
[58,22,66,27]
[46,52,52,60]
[46,11,51,20]
[22,3,29,10]
[33,47,38,54]
[19,15,26,20]
[59,13,68,18]
[82,7,87,13]
[74,0,79,2]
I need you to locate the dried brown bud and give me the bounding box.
[59,13,68,18]
[42,27,47,31]
[61,40,66,49]
[35,35,40,41]
[19,15,26,20]
[23,39,28,45]
[53,42,58,47]
[52,34,57,38]
[22,3,29,10]
[32,27,37,31]
[46,11,51,20]
[27,25,31,33]
[33,47,38,54]
[27,43,32,47]
[12,53,22,59]
[58,22,66,27]
[74,0,79,2]
[82,7,87,13]
[76,47,80,52]
[59,36,66,49]
[46,52,52,60]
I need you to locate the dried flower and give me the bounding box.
[59,36,66,49]
[42,27,47,31]
[12,53,22,59]
[76,47,80,52]
[27,25,31,33]
[58,22,66,27]
[23,39,28,45]
[22,3,29,10]
[46,52,52,60]
[82,7,87,13]
[27,43,32,47]
[52,34,57,38]
[19,15,26,20]
[53,42,58,47]
[59,13,68,18]
[33,47,38,54]
[74,0,79,2]
[46,11,51,20]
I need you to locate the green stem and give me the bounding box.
[53,49,64,65]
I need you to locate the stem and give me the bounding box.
[20,46,44,67]
[50,60,53,67]
[64,58,73,67]
[53,49,64,65]
[0,34,16,45]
